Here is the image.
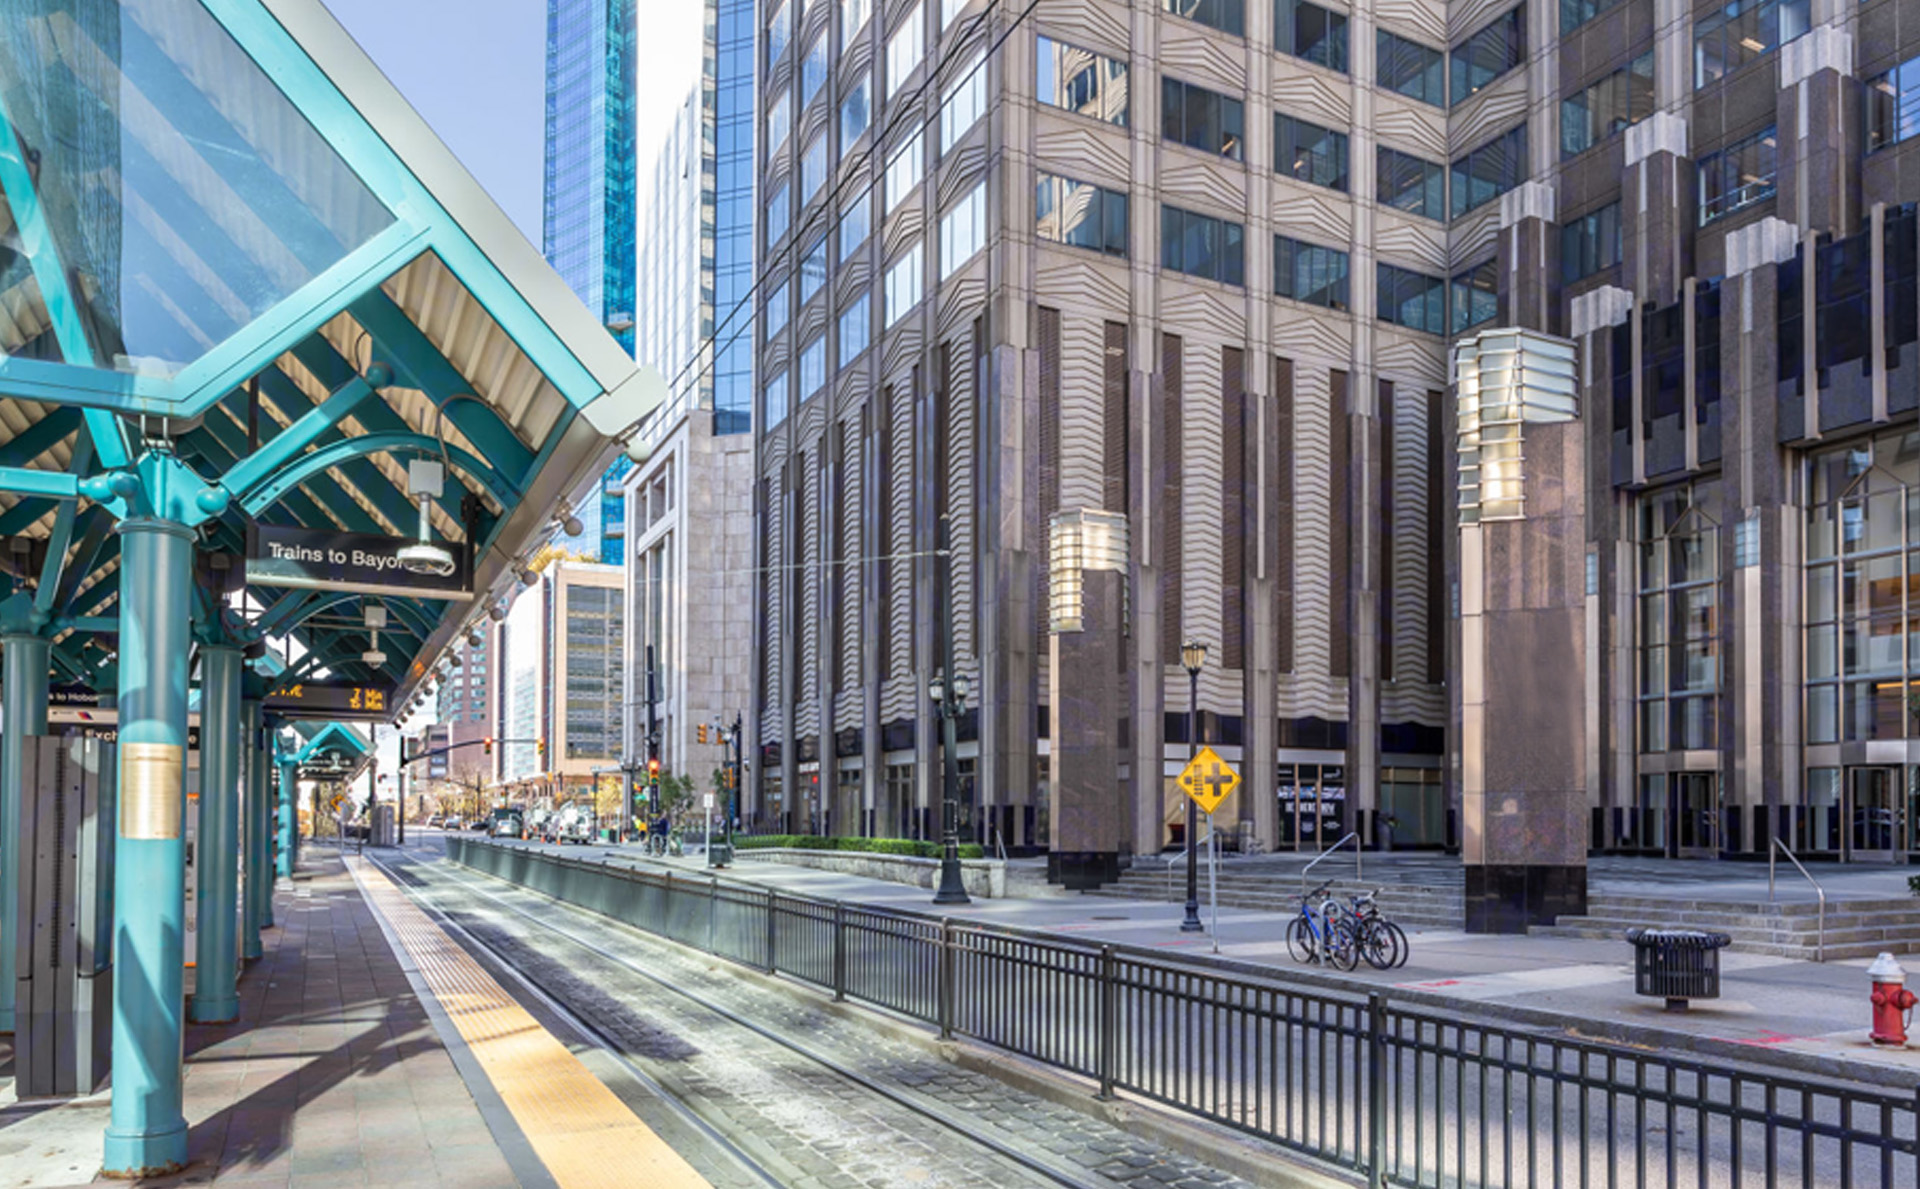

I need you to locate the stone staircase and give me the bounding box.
[1087,859,1466,929]
[1531,893,1920,961]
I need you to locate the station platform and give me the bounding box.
[1,848,709,1189]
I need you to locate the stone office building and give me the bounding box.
[750,0,1920,879]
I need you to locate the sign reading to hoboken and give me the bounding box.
[265,683,393,721]
[245,524,470,599]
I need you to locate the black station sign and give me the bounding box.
[245,524,471,600]
[264,682,394,721]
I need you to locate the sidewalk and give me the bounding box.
[1,850,538,1188]
[511,838,1920,1089]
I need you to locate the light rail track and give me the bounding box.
[370,850,1140,1189]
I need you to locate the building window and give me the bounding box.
[841,78,870,145]
[1451,7,1524,107]
[839,193,870,261]
[1698,125,1777,225]
[1274,234,1349,308]
[1274,0,1349,73]
[765,369,789,429]
[842,0,871,48]
[1694,0,1809,88]
[838,293,871,366]
[1376,29,1443,107]
[800,236,827,301]
[802,36,828,106]
[769,89,791,153]
[1036,173,1129,257]
[801,136,828,204]
[769,1,790,64]
[1562,52,1653,159]
[1637,483,1720,753]
[800,336,826,400]
[1377,263,1445,333]
[768,185,790,243]
[1164,0,1245,37]
[887,3,923,99]
[1560,201,1622,283]
[1274,113,1348,191]
[1450,123,1526,218]
[885,131,923,210]
[1377,146,1443,219]
[1450,257,1498,334]
[1868,57,1920,153]
[941,51,987,153]
[1161,205,1245,286]
[1561,0,1624,35]
[885,245,923,325]
[941,180,988,278]
[764,279,790,338]
[1036,36,1128,127]
[1161,77,1245,160]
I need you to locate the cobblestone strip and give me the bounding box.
[399,856,1260,1189]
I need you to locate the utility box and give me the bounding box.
[15,735,115,1097]
[371,803,396,847]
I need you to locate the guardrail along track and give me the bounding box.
[446,838,1920,1189]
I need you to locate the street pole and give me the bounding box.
[1181,640,1207,933]
[933,515,971,906]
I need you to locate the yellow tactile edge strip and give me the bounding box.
[349,857,712,1189]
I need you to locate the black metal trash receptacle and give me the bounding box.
[1626,928,1733,1011]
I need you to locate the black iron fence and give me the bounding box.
[446,839,1917,1189]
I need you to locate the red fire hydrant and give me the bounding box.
[1868,952,1918,1046]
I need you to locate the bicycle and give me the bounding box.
[1348,888,1410,970]
[1286,881,1360,970]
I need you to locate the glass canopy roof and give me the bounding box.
[0,0,393,377]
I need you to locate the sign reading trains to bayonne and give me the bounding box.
[245,524,472,599]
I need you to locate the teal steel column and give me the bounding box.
[240,699,266,959]
[191,645,241,1022]
[0,631,50,1035]
[277,753,296,879]
[254,709,274,931]
[103,517,195,1176]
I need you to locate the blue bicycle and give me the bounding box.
[1286,880,1360,970]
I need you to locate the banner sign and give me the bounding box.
[245,524,471,600]
[264,682,394,721]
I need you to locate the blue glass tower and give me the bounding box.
[544,0,637,561]
[712,0,755,434]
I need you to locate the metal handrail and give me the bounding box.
[1165,825,1216,899]
[1768,835,1826,963]
[1301,831,1362,898]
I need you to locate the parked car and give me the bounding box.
[441,816,462,831]
[426,814,444,828]
[491,812,526,840]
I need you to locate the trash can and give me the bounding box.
[1626,927,1732,1011]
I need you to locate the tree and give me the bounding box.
[440,754,496,822]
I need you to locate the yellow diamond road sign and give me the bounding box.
[1177,747,1240,815]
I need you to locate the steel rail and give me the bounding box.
[382,852,1113,1189]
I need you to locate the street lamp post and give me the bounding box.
[1180,640,1208,933]
[929,668,971,905]
[709,713,742,869]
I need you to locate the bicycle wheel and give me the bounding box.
[1359,919,1398,970]
[1286,915,1317,963]
[1386,921,1411,968]
[1328,921,1361,971]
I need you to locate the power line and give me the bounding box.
[650,0,1043,424]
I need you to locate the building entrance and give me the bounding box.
[1277,764,1346,849]
[1673,771,1721,857]
[1847,765,1903,861]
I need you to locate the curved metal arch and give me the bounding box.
[236,432,520,517]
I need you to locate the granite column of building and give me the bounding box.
[982,339,1036,853]
[1131,353,1165,866]
[1721,217,1804,849]
[861,399,886,838]
[1778,27,1863,243]
[1049,564,1126,889]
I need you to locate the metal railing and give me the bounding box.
[1164,823,1217,900]
[449,838,1916,1188]
[1301,830,1362,898]
[1768,836,1828,963]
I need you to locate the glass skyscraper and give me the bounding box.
[544,0,637,562]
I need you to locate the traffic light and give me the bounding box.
[483,737,493,755]
[697,723,709,745]
[647,756,660,783]
[537,738,547,757]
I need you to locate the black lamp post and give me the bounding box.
[930,667,972,905]
[709,713,742,868]
[1180,639,1208,933]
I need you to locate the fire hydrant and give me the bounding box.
[1868,952,1918,1047]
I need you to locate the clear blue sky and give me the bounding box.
[322,0,547,240]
